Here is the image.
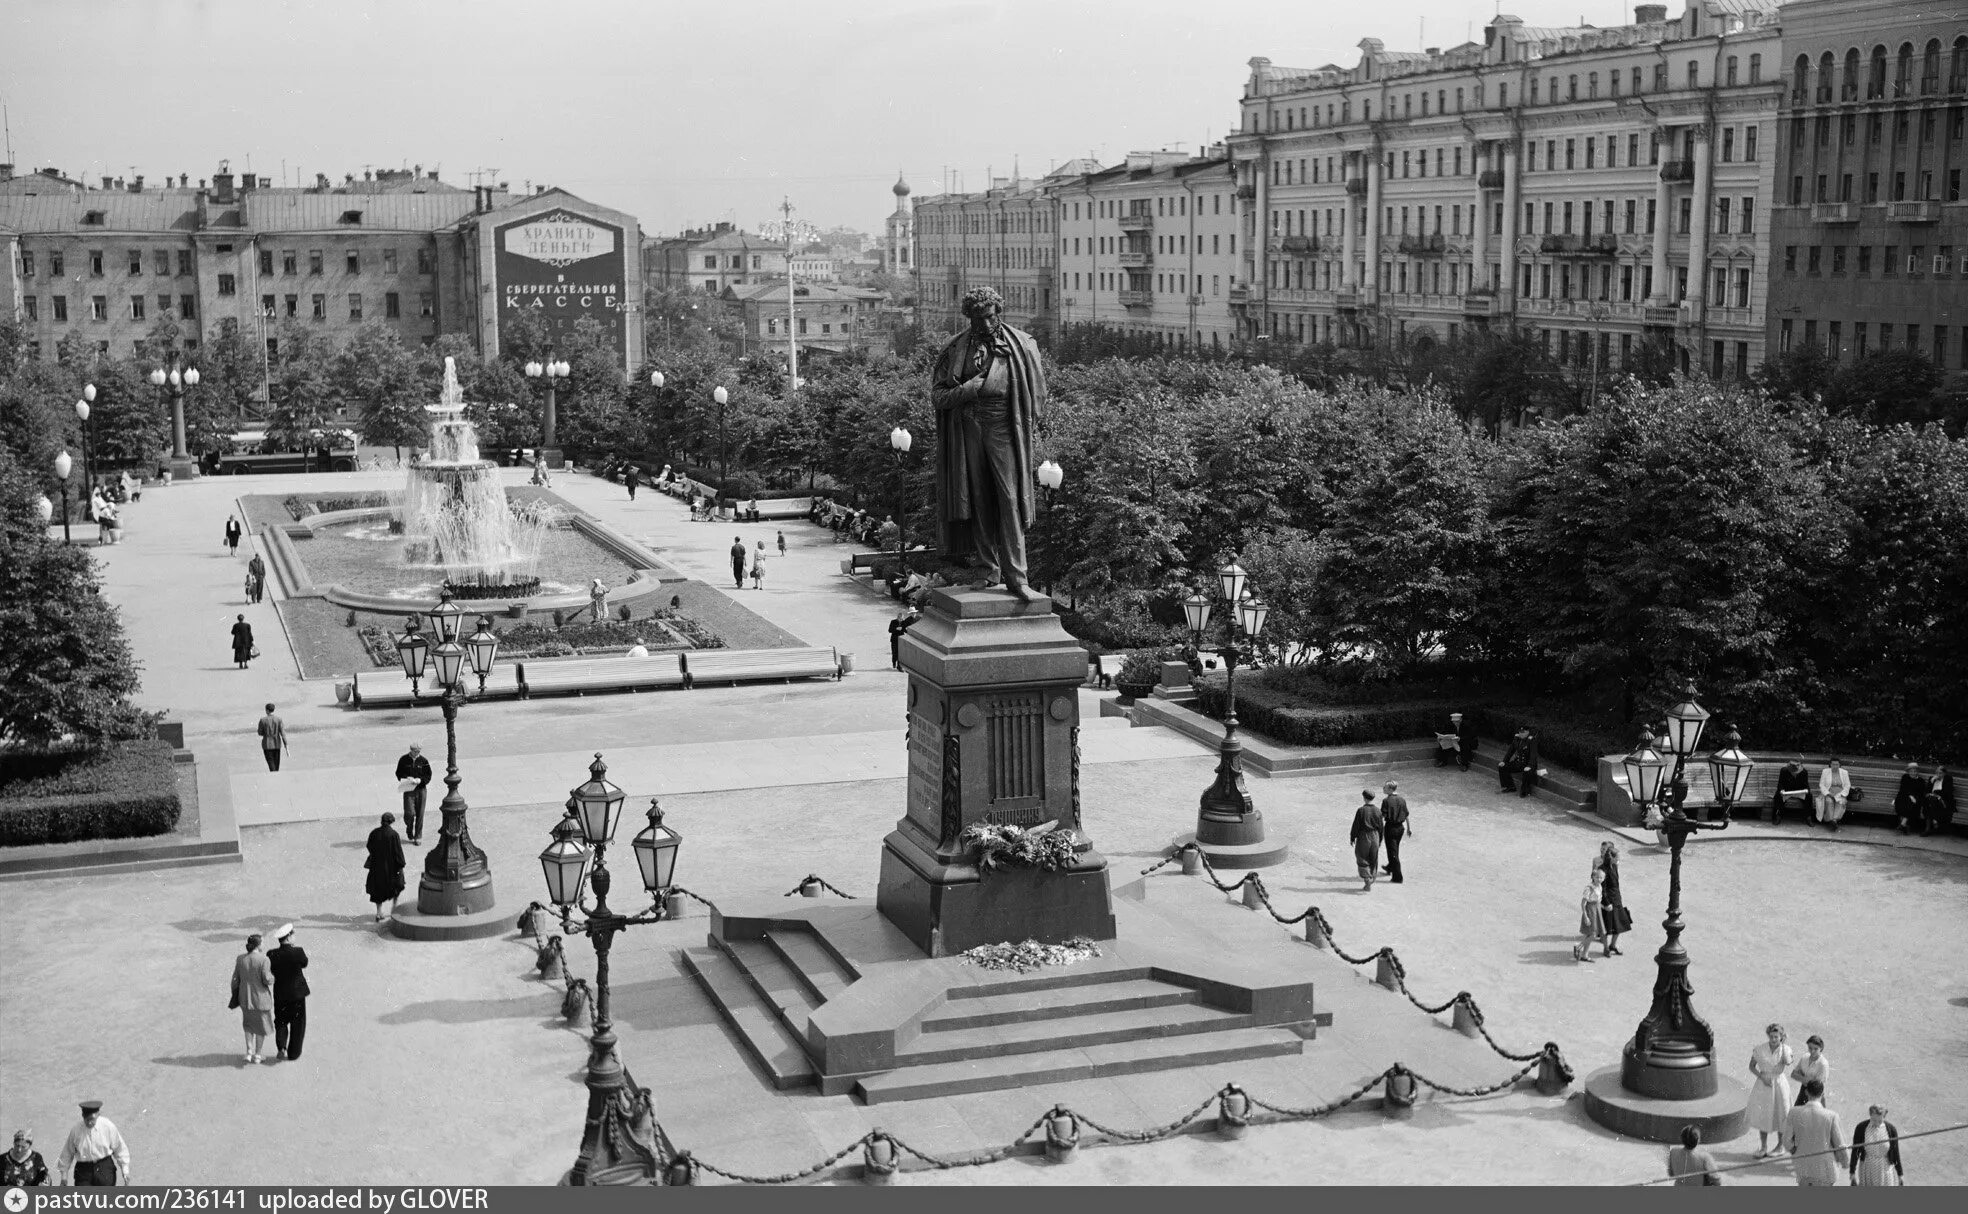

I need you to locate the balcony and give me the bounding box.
[1117,213,1154,231]
[1461,291,1501,317]
[1539,233,1618,255]
[1118,289,1153,308]
[1398,233,1446,255]
[1117,250,1153,267]
[1954,76,1968,95]
[1280,234,1317,254]
[1644,304,1681,325]
[1920,75,1940,96]
[1888,200,1939,222]
[1811,201,1859,223]
[1236,183,1257,201]
[1345,177,1368,196]
[1659,159,1695,184]
[1478,169,1504,190]
[1227,284,1251,305]
[1334,290,1362,310]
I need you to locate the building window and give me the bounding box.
[267,338,278,360]
[260,250,275,275]
[177,250,192,276]
[127,250,142,276]
[1859,246,1873,274]
[262,294,276,318]
[347,251,360,274]
[283,251,297,275]
[89,251,104,277]
[52,296,67,322]
[419,291,434,317]
[309,251,323,276]
[417,249,433,274]
[1749,54,1761,83]
[1809,246,1823,274]
[384,249,399,274]
[153,251,171,275]
[23,297,36,321]
[91,295,107,320]
[156,293,171,315]
[128,294,144,320]
[285,294,299,317]
[181,294,196,319]
[1745,126,1758,160]
[348,293,363,320]
[1679,198,1692,234]
[385,292,401,319]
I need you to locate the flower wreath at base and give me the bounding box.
[961,820,1079,874]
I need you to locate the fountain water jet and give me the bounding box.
[399,358,555,600]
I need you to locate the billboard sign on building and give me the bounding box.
[495,209,627,359]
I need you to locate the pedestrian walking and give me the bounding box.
[589,578,608,623]
[1790,1035,1831,1106]
[1498,727,1539,796]
[751,540,767,589]
[246,552,267,604]
[776,530,787,557]
[365,812,408,921]
[1597,841,1630,956]
[230,613,255,669]
[395,743,431,844]
[268,924,310,1062]
[1573,869,1606,962]
[1816,758,1851,831]
[531,453,551,487]
[729,536,747,588]
[1748,1023,1797,1157]
[624,465,638,500]
[1665,1125,1722,1186]
[229,933,274,1064]
[889,609,917,670]
[224,515,242,555]
[55,1102,129,1186]
[257,703,287,772]
[2,1130,50,1187]
[1786,1080,1846,1186]
[1849,1105,1904,1186]
[1379,782,1409,883]
[1348,790,1383,891]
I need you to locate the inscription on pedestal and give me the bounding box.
[906,707,942,837]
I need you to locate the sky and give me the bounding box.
[2,0,1647,239]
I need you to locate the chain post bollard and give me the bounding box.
[516,901,544,940]
[862,1132,898,1184]
[1535,1043,1574,1096]
[1374,949,1401,992]
[800,876,824,899]
[1304,909,1330,949]
[1217,1085,1252,1139]
[561,976,591,1025]
[1043,1105,1080,1163]
[1241,875,1266,912]
[663,1152,696,1187]
[1179,843,1201,875]
[537,934,564,980]
[1451,993,1481,1039]
[664,890,686,919]
[1383,1065,1418,1115]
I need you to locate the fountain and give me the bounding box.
[400,358,555,600]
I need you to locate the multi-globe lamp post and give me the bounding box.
[149,358,200,476]
[52,450,73,544]
[75,383,95,501]
[525,353,571,464]
[1179,562,1286,867]
[538,754,682,1185]
[1584,683,1755,1142]
[390,596,505,933]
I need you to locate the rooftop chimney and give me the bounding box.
[428,170,439,181]
[1635,4,1667,22]
[130,176,144,192]
[213,165,235,204]
[179,173,188,188]
[0,163,12,182]
[103,176,117,190]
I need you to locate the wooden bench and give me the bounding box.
[516,655,688,699]
[1603,752,1939,826]
[1090,653,1123,689]
[843,549,939,576]
[744,497,812,521]
[350,665,523,709]
[680,647,840,688]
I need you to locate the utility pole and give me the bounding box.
[781,197,798,393]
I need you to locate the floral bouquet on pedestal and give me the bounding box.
[961,820,1079,874]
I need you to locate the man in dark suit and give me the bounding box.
[1770,757,1811,825]
[395,743,433,845]
[1498,728,1539,797]
[1456,712,1480,771]
[269,924,310,1062]
[1379,781,1411,883]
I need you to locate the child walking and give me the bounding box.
[1574,869,1607,962]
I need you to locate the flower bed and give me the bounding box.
[283,492,392,521]
[961,937,1101,974]
[354,613,723,667]
[0,741,182,847]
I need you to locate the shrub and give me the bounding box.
[283,492,390,521]
[1481,707,1630,780]
[0,741,182,846]
[1117,650,1163,685]
[1193,676,1469,748]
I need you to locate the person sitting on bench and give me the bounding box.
[1770,756,1811,825]
[1498,728,1539,797]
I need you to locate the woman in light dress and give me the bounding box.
[230,933,275,1064]
[1790,1034,1831,1107]
[751,540,767,590]
[1747,1022,1796,1157]
[1849,1104,1903,1186]
[1573,869,1606,962]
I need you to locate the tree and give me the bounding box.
[1440,330,1570,435]
[79,361,169,468]
[1825,348,1945,427]
[1755,343,1837,405]
[338,324,426,457]
[262,324,339,453]
[0,447,153,747]
[197,318,265,435]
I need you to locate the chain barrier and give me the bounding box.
[687,1133,876,1185]
[1072,1090,1225,1144]
[1138,853,1180,876]
[1407,1057,1543,1099]
[667,886,720,915]
[1244,1070,1391,1118]
[884,1112,1053,1170]
[781,874,860,899]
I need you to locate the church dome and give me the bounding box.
[892,173,911,197]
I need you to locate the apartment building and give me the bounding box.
[1052,150,1242,353]
[722,279,885,356]
[1226,1,1782,378]
[642,223,789,295]
[1767,1,1968,371]
[911,170,1072,335]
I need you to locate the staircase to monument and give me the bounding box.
[681,917,1320,1103]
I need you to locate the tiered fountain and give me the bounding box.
[401,358,555,600]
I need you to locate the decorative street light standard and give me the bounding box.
[390,595,502,930]
[888,425,912,567]
[524,352,571,466]
[75,383,95,502]
[34,495,54,535]
[712,385,730,492]
[539,754,682,1186]
[149,357,200,478]
[52,450,73,545]
[1584,683,1752,1142]
[1180,562,1287,867]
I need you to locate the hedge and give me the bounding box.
[0,741,182,847]
[1193,676,1469,748]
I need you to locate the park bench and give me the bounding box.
[1602,752,1947,829]
[350,665,523,709]
[680,647,841,688]
[516,655,688,699]
[1090,653,1123,689]
[745,498,813,521]
[843,549,939,577]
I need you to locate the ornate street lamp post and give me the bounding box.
[150,357,200,477]
[1180,562,1287,867]
[52,450,73,545]
[712,385,730,493]
[1586,684,1753,1141]
[888,425,912,567]
[525,352,570,465]
[539,754,682,1185]
[75,383,95,502]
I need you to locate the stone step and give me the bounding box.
[678,948,817,1090]
[920,977,1201,1033]
[764,928,854,1004]
[894,1002,1254,1066]
[714,935,822,1040]
[854,1026,1305,1104]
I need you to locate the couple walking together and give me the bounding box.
[1347,783,1410,890]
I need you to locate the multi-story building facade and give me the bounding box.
[641,224,788,295]
[1227,1,1782,380]
[1767,1,1968,372]
[1,162,644,378]
[1052,150,1242,352]
[722,279,885,356]
[911,171,1069,334]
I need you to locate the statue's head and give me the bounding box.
[961,286,1005,335]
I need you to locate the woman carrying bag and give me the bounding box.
[1597,842,1631,957]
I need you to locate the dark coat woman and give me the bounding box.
[1893,766,1927,834]
[224,516,242,554]
[1597,841,1630,955]
[230,615,254,668]
[1925,767,1956,836]
[364,812,407,921]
